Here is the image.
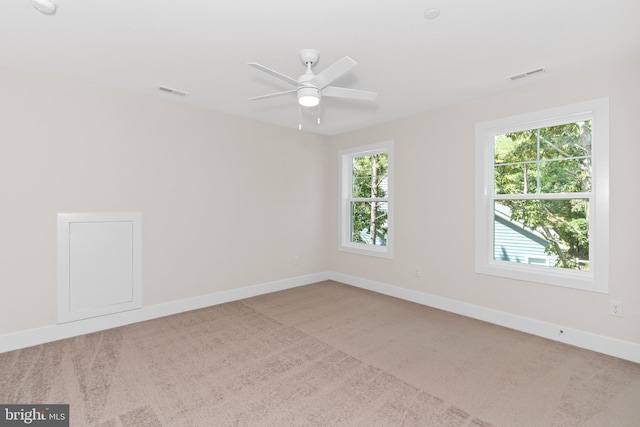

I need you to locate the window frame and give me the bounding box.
[475,98,609,293]
[339,140,394,259]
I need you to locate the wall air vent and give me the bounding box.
[158,86,189,96]
[508,68,546,81]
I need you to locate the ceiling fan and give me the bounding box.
[248,49,377,108]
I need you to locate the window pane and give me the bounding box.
[538,122,592,161]
[351,201,388,246]
[494,199,589,270]
[495,121,592,195]
[539,159,592,193]
[494,162,536,195]
[352,153,388,198]
[495,132,537,163]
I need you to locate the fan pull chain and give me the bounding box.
[297,104,322,129]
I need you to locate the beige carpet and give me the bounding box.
[1,281,639,426]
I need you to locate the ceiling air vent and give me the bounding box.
[508,68,546,81]
[158,86,189,96]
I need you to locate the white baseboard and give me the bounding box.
[2,271,638,364]
[0,272,330,354]
[330,272,640,364]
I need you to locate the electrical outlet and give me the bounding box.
[609,300,623,317]
[414,267,422,278]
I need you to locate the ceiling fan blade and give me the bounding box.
[322,86,377,101]
[248,62,300,86]
[310,56,357,89]
[249,89,297,101]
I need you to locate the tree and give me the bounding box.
[351,153,388,245]
[494,121,592,269]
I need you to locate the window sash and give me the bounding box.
[492,192,591,200]
[349,197,388,202]
[339,141,394,259]
[475,98,608,293]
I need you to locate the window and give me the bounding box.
[475,98,609,292]
[339,141,393,258]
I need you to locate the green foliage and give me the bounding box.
[351,153,388,245]
[494,121,592,269]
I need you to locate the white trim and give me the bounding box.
[338,140,394,259]
[0,272,329,354]
[525,255,551,266]
[475,98,609,292]
[3,271,637,364]
[329,272,640,364]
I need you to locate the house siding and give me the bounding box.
[494,215,549,263]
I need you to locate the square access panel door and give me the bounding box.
[57,212,142,323]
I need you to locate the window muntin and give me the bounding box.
[493,121,592,272]
[475,98,608,292]
[350,152,388,246]
[339,141,393,258]
[494,122,592,195]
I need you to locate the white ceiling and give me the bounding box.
[2,1,639,136]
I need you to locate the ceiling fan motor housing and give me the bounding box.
[297,86,321,107]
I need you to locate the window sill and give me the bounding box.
[339,243,393,259]
[476,259,607,293]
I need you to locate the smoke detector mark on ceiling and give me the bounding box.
[424,9,440,20]
[158,86,189,96]
[32,0,57,15]
[509,68,546,81]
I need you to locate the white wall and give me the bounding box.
[0,66,329,336]
[2,57,638,355]
[327,56,640,346]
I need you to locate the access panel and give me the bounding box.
[57,213,142,323]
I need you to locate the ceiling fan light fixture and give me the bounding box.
[32,0,57,15]
[298,87,321,107]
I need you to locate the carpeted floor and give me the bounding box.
[1,281,639,426]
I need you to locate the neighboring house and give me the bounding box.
[494,207,553,266]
